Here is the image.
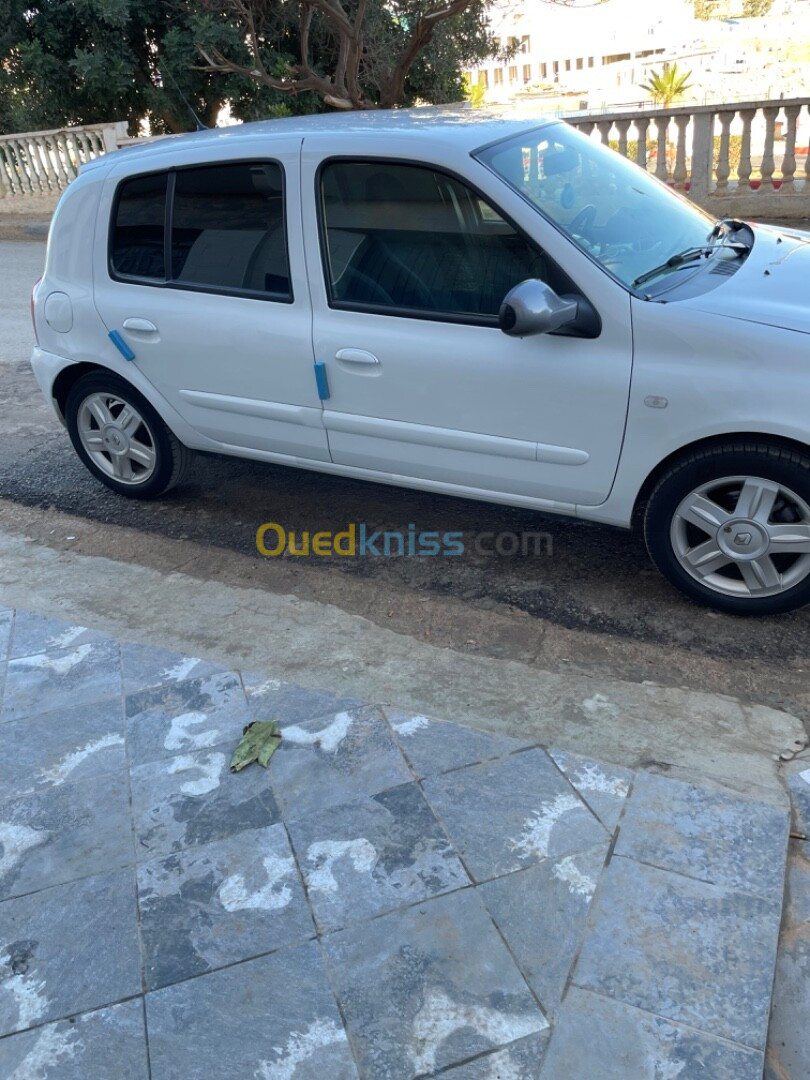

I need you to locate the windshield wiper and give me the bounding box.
[632,232,751,289]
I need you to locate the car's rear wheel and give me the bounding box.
[644,443,810,614]
[66,372,192,499]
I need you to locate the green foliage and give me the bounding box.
[463,75,487,109]
[713,133,742,173]
[640,64,693,108]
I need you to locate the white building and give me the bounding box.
[468,0,700,108]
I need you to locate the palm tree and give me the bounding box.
[640,64,693,108]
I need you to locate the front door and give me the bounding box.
[302,150,633,506]
[93,144,329,461]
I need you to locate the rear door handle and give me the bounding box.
[123,318,158,333]
[336,348,380,366]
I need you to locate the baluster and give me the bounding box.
[596,120,611,146]
[75,130,92,165]
[760,106,780,189]
[53,134,72,187]
[0,144,14,197]
[673,115,690,191]
[714,111,734,194]
[26,138,47,192]
[780,104,801,193]
[635,117,650,170]
[654,116,670,182]
[616,119,631,159]
[12,141,34,194]
[34,137,54,192]
[737,108,755,190]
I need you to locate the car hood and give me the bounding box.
[679,223,810,335]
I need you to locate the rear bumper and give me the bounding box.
[29,346,72,426]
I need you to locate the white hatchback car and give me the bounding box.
[31,110,810,615]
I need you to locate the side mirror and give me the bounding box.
[499,279,579,337]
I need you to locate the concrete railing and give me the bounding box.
[0,121,129,198]
[565,98,810,219]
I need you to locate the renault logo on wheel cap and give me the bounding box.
[733,532,753,547]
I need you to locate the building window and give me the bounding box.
[576,57,584,70]
[509,66,518,84]
[540,62,548,79]
[588,57,595,68]
[523,64,532,84]
[494,68,504,85]
[478,70,489,89]
[565,59,571,72]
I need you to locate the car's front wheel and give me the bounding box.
[66,372,192,499]
[644,443,810,615]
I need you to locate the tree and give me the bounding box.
[193,0,501,111]
[640,63,693,108]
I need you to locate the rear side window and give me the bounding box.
[112,173,167,281]
[110,161,291,301]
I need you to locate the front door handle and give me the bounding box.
[123,318,158,333]
[336,348,380,366]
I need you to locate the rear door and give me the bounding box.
[93,142,328,461]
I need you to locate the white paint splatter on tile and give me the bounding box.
[37,734,124,787]
[168,753,225,796]
[218,851,295,912]
[13,644,93,676]
[283,712,353,754]
[411,989,547,1075]
[510,794,583,861]
[581,694,620,719]
[552,855,596,899]
[248,678,282,697]
[570,762,630,800]
[799,768,810,787]
[46,626,87,651]
[1,947,49,1030]
[160,657,202,683]
[164,712,217,752]
[0,823,47,877]
[306,839,377,893]
[255,1018,348,1080]
[654,1058,686,1080]
[392,715,431,737]
[8,1024,78,1079]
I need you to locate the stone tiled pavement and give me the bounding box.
[0,608,794,1079]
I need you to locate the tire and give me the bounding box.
[644,442,810,615]
[65,371,192,499]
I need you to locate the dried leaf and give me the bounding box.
[230,720,282,772]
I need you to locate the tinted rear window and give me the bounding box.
[111,173,167,280]
[111,161,290,299]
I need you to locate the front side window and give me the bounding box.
[476,122,714,290]
[111,160,290,300]
[319,160,548,321]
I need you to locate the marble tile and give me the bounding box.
[9,613,115,661]
[573,856,781,1050]
[0,771,133,900]
[786,764,810,836]
[146,941,358,1080]
[0,999,149,1079]
[120,642,228,696]
[548,748,633,831]
[540,987,764,1080]
[287,782,469,931]
[130,744,280,861]
[268,706,412,818]
[0,698,126,801]
[1,640,121,723]
[0,609,12,662]
[386,709,535,778]
[242,672,367,723]
[324,889,548,1080]
[438,1032,551,1079]
[422,748,608,883]
[137,824,314,990]
[125,670,250,767]
[0,870,141,1036]
[615,771,789,902]
[480,844,609,1017]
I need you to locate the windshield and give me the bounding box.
[475,122,715,290]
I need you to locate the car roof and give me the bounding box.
[85,107,556,173]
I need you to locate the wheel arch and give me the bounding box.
[632,432,810,528]
[52,362,107,423]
